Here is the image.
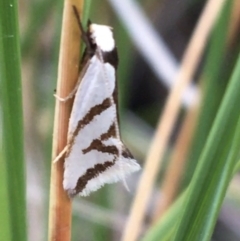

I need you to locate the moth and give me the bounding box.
[55,7,140,197]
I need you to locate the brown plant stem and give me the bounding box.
[121,0,227,240]
[152,97,200,222]
[48,1,84,241]
[228,0,240,44]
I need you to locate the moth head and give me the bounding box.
[89,24,115,52]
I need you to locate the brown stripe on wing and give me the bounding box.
[82,139,118,155]
[100,122,116,140]
[74,98,111,133]
[72,146,135,197]
[71,158,116,197]
[122,147,134,159]
[83,142,133,159]
[66,97,111,157]
[82,122,118,155]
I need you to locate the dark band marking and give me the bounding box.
[80,98,111,132]
[66,98,111,157]
[112,78,118,107]
[100,122,116,140]
[73,147,134,196]
[101,48,118,69]
[82,139,118,155]
[71,130,134,196]
[122,148,134,159]
[73,158,116,196]
[82,122,118,155]
[74,97,110,134]
[71,147,135,196]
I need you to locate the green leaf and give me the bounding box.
[173,47,240,241]
[82,0,92,26]
[0,0,27,240]
[233,160,240,174]
[182,0,233,188]
[141,192,186,241]
[0,150,12,241]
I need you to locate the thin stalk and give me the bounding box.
[48,1,84,241]
[228,0,240,44]
[153,97,200,222]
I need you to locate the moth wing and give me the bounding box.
[67,55,115,136]
[79,140,140,197]
[65,131,140,196]
[64,55,140,197]
[64,103,116,195]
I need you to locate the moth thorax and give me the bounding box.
[89,24,115,52]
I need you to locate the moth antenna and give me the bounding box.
[72,5,91,50]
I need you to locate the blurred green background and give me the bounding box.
[1,0,240,240]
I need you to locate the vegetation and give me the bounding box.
[0,0,240,240]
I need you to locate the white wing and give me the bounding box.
[63,55,140,197]
[67,55,115,136]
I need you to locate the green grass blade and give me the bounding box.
[0,0,27,240]
[182,0,233,188]
[0,150,12,241]
[233,160,240,174]
[82,0,92,26]
[141,192,186,241]
[173,49,240,241]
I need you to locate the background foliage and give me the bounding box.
[1,0,240,240]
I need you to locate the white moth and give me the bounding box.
[54,7,140,197]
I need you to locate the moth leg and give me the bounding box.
[54,60,90,102]
[54,81,81,102]
[53,146,68,163]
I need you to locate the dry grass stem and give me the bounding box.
[48,1,84,241]
[228,0,240,44]
[121,0,227,240]
[152,97,200,222]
